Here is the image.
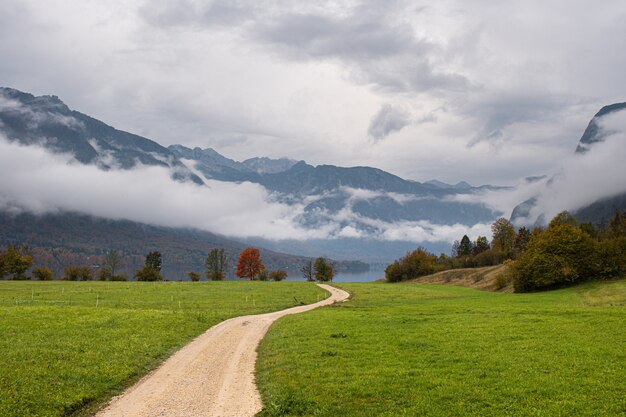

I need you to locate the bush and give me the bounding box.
[257,269,270,281]
[385,248,440,282]
[188,271,201,282]
[33,267,54,281]
[110,274,128,282]
[63,265,93,281]
[511,224,599,292]
[98,268,111,281]
[134,266,162,282]
[270,270,288,281]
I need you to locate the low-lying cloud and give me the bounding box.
[0,137,491,245]
[454,111,626,224]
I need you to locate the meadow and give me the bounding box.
[0,280,327,417]
[256,280,626,416]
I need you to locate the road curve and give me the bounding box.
[95,284,349,417]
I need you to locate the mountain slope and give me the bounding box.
[0,211,367,279]
[0,87,202,184]
[511,102,626,226]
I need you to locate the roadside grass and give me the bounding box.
[0,280,327,417]
[256,279,626,417]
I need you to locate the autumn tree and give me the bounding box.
[491,218,516,257]
[473,236,490,255]
[270,270,288,281]
[314,257,334,282]
[301,259,314,281]
[33,267,53,281]
[206,248,228,281]
[236,248,265,280]
[514,227,531,254]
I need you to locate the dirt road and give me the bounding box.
[95,284,349,417]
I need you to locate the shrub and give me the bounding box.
[188,271,201,282]
[270,270,288,281]
[98,268,111,281]
[110,274,128,282]
[134,266,162,282]
[63,265,93,281]
[385,248,439,282]
[257,269,270,281]
[511,223,599,292]
[33,267,54,281]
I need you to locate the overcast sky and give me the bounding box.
[1,0,625,185]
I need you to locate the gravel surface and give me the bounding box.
[95,284,349,417]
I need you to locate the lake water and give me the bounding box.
[332,269,386,282]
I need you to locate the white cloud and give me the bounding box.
[0,137,493,244]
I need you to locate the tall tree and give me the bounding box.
[103,250,121,278]
[473,236,490,255]
[514,227,531,254]
[206,248,228,281]
[0,246,33,280]
[236,248,265,280]
[145,251,162,272]
[135,251,162,281]
[458,235,472,256]
[491,218,516,256]
[301,259,314,282]
[314,257,334,282]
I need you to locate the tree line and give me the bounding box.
[385,211,626,292]
[0,244,335,283]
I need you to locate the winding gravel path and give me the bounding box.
[95,284,349,417]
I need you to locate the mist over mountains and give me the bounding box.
[1,86,624,265]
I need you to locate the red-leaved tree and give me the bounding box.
[236,248,265,279]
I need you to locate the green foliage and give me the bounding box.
[458,235,472,256]
[0,281,326,417]
[512,223,599,292]
[188,271,201,282]
[385,248,441,282]
[257,281,626,417]
[270,270,288,282]
[512,211,626,292]
[205,248,227,281]
[314,257,334,282]
[32,267,53,281]
[134,265,162,282]
[0,246,33,280]
[63,265,93,281]
[145,251,162,272]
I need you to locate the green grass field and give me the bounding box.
[256,280,626,416]
[0,280,327,417]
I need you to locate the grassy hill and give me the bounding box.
[257,279,626,416]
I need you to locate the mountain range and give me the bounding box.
[1,86,623,274]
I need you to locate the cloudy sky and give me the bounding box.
[1,0,625,185]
